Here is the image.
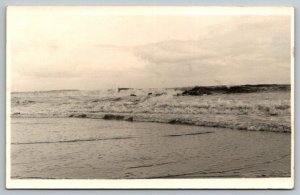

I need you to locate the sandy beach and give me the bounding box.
[11,117,291,179]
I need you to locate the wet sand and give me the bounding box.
[11,118,291,179]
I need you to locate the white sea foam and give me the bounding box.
[11,88,291,132]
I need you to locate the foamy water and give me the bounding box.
[11,89,291,132]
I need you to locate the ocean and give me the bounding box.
[10,88,291,179]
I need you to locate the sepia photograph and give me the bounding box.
[6,6,294,189]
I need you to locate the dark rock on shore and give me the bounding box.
[125,116,134,122]
[103,114,124,120]
[103,114,134,122]
[168,119,191,125]
[69,114,87,118]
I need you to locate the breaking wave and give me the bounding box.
[11,85,291,133]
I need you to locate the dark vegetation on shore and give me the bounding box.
[180,84,290,96]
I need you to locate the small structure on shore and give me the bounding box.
[117,88,131,92]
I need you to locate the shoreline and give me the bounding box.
[11,114,291,133]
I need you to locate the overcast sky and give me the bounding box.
[8,7,292,91]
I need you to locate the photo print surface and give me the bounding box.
[6,6,294,189]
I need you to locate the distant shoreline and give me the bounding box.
[11,84,291,94]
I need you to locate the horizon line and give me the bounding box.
[11,83,291,93]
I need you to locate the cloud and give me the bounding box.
[134,40,218,64]
[131,16,291,86]
[9,13,291,91]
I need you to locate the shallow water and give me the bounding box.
[11,118,291,179]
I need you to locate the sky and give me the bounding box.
[7,7,293,91]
